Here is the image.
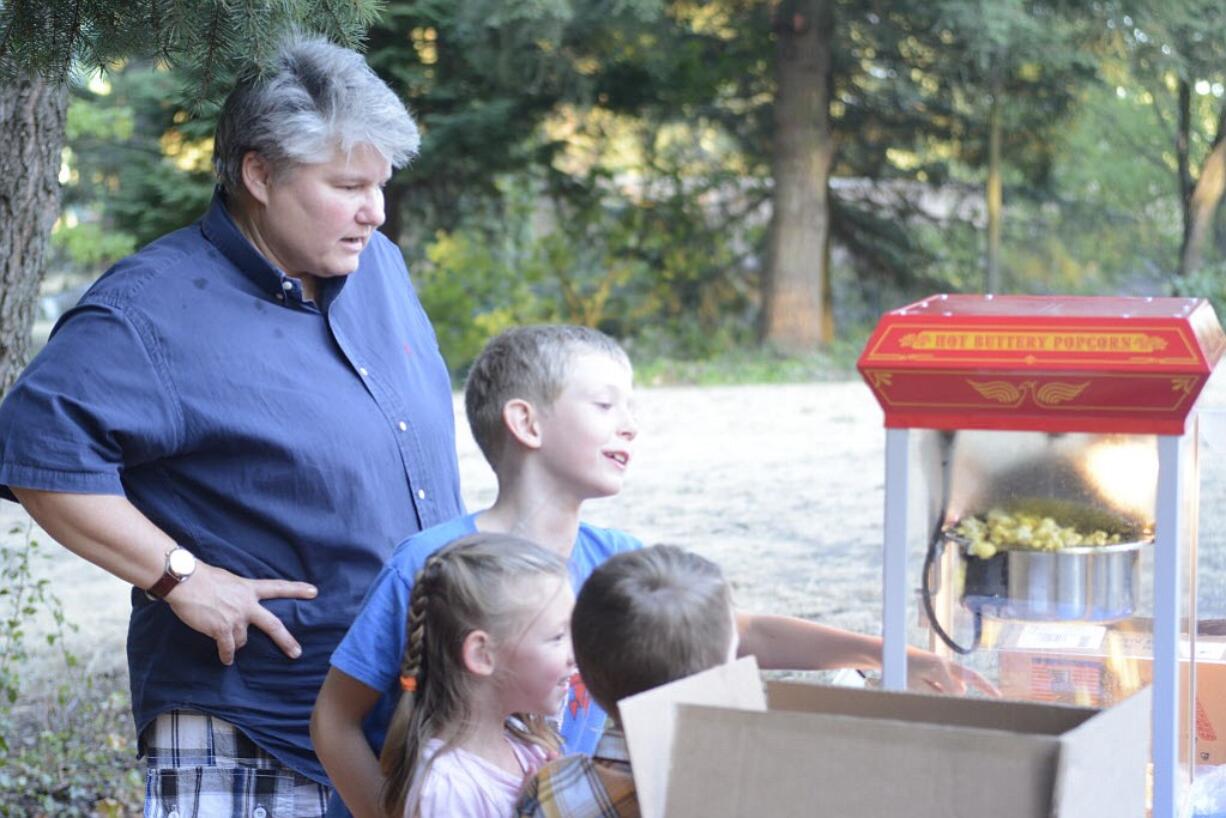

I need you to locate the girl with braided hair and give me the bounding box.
[378,532,576,818]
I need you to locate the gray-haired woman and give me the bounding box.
[0,35,463,817]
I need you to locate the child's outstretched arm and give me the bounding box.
[735,611,999,696]
[311,667,385,818]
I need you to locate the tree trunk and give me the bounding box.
[985,83,1003,293]
[1177,79,1193,206]
[0,75,69,394]
[1178,101,1226,278]
[382,178,408,247]
[760,0,834,353]
[820,210,834,345]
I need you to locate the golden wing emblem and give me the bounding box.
[1035,381,1089,406]
[1171,376,1197,396]
[868,371,894,389]
[967,380,1023,404]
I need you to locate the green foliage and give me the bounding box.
[0,675,142,818]
[417,226,548,374]
[51,223,137,272]
[416,160,761,375]
[632,336,865,387]
[1,0,385,108]
[34,0,1226,369]
[0,527,73,719]
[1172,261,1226,319]
[56,61,216,280]
[0,526,141,816]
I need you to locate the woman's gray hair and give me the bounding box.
[213,35,420,195]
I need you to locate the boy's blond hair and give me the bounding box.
[572,545,734,720]
[464,325,629,469]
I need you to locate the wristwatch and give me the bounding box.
[145,546,198,600]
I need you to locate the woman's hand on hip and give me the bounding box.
[166,563,318,665]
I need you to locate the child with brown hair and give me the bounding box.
[379,532,575,818]
[313,324,991,818]
[516,544,737,817]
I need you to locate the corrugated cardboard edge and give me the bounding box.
[767,679,1098,734]
[662,682,1150,818]
[1051,685,1151,818]
[618,656,766,818]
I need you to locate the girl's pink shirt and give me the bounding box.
[413,733,549,818]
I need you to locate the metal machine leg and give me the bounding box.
[1153,434,1184,818]
[883,427,910,690]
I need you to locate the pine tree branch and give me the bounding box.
[0,15,14,69]
[149,0,161,54]
[61,0,83,78]
[0,0,34,72]
[198,2,225,104]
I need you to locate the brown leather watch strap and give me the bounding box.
[145,547,195,600]
[146,570,182,600]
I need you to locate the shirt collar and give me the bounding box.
[200,187,349,309]
[201,187,288,299]
[594,725,629,764]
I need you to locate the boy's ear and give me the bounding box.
[240,151,275,206]
[502,398,543,450]
[461,630,497,677]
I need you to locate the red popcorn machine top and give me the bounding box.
[858,294,1226,818]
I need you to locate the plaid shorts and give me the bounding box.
[141,711,329,818]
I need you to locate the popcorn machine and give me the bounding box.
[857,295,1226,818]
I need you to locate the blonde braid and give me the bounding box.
[400,552,444,693]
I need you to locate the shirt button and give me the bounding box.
[253,808,268,818]
[281,280,294,291]
[398,421,408,432]
[417,489,427,500]
[275,293,284,301]
[358,367,368,377]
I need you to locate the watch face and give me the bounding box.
[168,548,196,578]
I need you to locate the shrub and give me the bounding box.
[0,526,141,816]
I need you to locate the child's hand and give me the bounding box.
[906,650,1001,697]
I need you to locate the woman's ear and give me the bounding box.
[461,629,497,677]
[502,398,543,450]
[240,151,275,206]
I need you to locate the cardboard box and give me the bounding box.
[995,620,1226,765]
[655,677,1150,818]
[619,656,767,818]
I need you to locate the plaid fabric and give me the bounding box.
[141,711,329,818]
[515,728,640,818]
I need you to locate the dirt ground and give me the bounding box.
[7,375,1226,681]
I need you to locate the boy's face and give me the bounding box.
[538,350,637,501]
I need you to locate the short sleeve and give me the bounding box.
[330,561,413,692]
[607,528,643,555]
[0,302,182,498]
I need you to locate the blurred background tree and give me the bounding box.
[0,0,384,393]
[10,0,1226,383]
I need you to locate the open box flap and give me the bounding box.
[1051,686,1150,818]
[618,656,766,818]
[768,679,1097,734]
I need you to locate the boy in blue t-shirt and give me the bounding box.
[312,325,990,818]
